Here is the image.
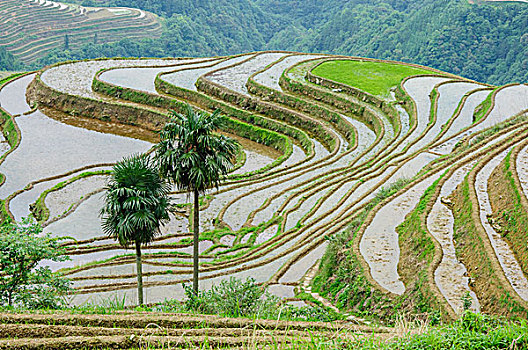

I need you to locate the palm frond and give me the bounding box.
[154,104,239,193]
[100,154,172,247]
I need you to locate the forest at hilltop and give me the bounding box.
[3,0,528,85]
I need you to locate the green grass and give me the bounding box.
[199,312,527,349]
[5,309,523,350]
[312,60,434,97]
[473,88,496,123]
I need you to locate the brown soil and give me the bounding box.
[487,147,528,276]
[451,161,528,317]
[0,323,321,339]
[0,311,390,350]
[0,312,386,333]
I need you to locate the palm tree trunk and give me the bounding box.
[193,189,200,294]
[135,240,144,305]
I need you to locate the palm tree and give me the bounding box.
[100,154,172,305]
[154,104,238,294]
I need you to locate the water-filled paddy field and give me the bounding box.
[3,51,528,318]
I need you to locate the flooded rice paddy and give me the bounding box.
[2,52,527,314]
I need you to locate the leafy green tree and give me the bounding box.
[100,154,172,305]
[0,218,70,309]
[37,0,528,85]
[0,47,23,71]
[154,104,238,294]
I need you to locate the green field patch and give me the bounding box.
[312,60,433,97]
[473,88,497,123]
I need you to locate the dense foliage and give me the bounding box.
[100,155,172,249]
[0,218,70,309]
[183,277,279,318]
[0,47,22,72]
[37,0,286,64]
[29,0,528,85]
[181,277,340,322]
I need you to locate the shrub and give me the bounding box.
[0,218,71,309]
[183,277,279,318]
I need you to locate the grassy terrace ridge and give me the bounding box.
[0,310,525,350]
[311,60,438,97]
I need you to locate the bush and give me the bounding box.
[183,277,279,318]
[0,218,71,309]
[181,277,343,322]
[456,311,507,333]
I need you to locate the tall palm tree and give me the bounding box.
[100,154,172,305]
[154,104,238,294]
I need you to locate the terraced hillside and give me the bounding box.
[0,311,389,349]
[2,51,528,322]
[0,0,161,64]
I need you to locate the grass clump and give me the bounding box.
[312,60,433,97]
[316,312,527,350]
[376,312,527,350]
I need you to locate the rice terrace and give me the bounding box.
[1,42,528,348]
[0,0,161,64]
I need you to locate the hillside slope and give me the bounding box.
[2,49,528,324]
[0,0,161,65]
[36,0,528,86]
[261,0,528,85]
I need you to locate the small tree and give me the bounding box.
[154,104,238,294]
[100,154,172,305]
[0,218,70,309]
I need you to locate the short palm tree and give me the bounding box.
[100,154,172,305]
[154,104,238,294]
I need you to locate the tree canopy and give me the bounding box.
[100,154,172,248]
[0,218,70,309]
[27,0,528,85]
[100,154,172,305]
[154,105,239,194]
